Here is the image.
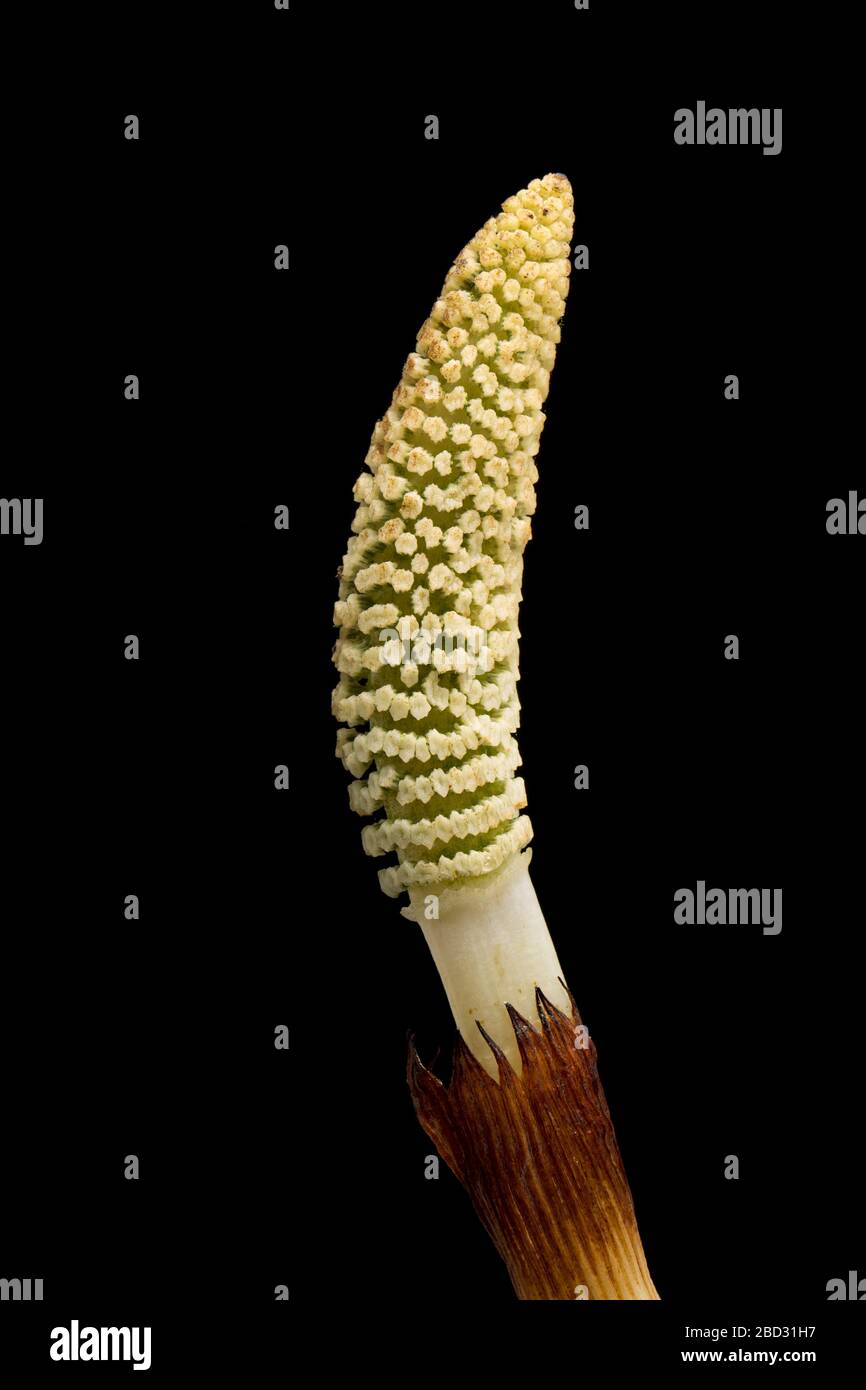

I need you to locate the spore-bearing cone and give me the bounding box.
[408,988,659,1301]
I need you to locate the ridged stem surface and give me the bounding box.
[409,988,659,1301]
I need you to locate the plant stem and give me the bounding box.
[405,851,659,1300]
[405,851,569,1078]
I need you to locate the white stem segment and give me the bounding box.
[406,852,571,1079]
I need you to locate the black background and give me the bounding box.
[1,2,862,1378]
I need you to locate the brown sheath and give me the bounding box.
[408,987,659,1301]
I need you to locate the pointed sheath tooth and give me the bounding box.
[504,1000,540,1060]
[333,174,574,899]
[475,1019,519,1090]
